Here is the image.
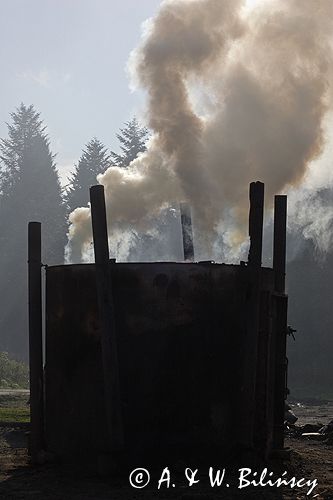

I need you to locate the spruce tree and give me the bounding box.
[0,104,45,198]
[110,117,149,168]
[66,138,111,213]
[0,103,66,359]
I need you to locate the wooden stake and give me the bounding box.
[90,185,123,452]
[28,221,44,460]
[272,195,288,450]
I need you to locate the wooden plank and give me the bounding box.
[239,182,265,451]
[272,294,288,450]
[272,195,288,450]
[28,221,44,460]
[90,185,124,452]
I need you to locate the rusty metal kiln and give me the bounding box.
[28,182,288,464]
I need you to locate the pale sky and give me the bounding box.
[0,0,161,183]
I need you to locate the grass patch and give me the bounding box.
[0,406,30,423]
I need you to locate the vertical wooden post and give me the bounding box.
[273,195,288,450]
[273,195,287,293]
[90,185,123,452]
[248,181,264,267]
[272,295,288,451]
[240,182,265,451]
[180,202,195,262]
[28,221,44,460]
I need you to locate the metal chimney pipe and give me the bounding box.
[273,195,287,293]
[180,202,195,262]
[248,181,265,267]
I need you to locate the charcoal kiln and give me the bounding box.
[28,182,288,464]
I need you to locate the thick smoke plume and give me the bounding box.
[67,0,333,263]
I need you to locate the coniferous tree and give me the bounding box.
[110,117,149,168]
[0,103,66,359]
[66,138,111,214]
[0,104,45,198]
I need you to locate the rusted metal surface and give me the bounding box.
[254,290,272,454]
[45,262,277,460]
[39,182,289,462]
[273,294,288,451]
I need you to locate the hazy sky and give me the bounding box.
[0,0,161,183]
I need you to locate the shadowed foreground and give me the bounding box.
[0,394,332,499]
[0,433,332,499]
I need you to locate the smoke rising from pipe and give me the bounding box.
[67,0,333,263]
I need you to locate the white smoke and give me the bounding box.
[66,0,333,263]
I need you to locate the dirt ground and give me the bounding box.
[0,392,332,499]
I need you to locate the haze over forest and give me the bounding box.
[0,0,333,398]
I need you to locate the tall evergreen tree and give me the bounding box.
[0,104,45,198]
[110,117,149,168]
[0,103,66,359]
[66,138,111,214]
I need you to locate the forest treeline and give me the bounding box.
[0,103,149,360]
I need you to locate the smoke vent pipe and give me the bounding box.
[273,195,287,293]
[248,181,265,267]
[180,202,195,262]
